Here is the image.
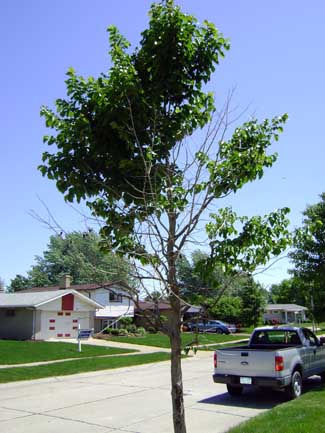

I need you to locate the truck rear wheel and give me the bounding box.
[287,370,302,399]
[227,384,243,396]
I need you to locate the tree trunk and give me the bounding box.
[169,309,187,433]
[167,209,187,433]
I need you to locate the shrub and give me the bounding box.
[119,317,133,328]
[147,326,157,334]
[126,324,137,333]
[118,328,129,336]
[109,328,120,336]
[136,327,146,336]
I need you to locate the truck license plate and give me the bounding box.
[240,377,252,385]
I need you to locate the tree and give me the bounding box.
[39,2,291,432]
[8,275,31,292]
[289,193,325,321]
[238,278,266,327]
[8,231,131,291]
[207,295,242,323]
[268,277,307,306]
[177,250,226,302]
[177,250,251,322]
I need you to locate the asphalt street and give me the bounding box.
[0,352,287,433]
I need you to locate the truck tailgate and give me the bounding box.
[215,348,279,377]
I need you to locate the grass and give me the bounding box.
[0,340,135,365]
[98,332,243,348]
[226,386,325,433]
[0,352,171,384]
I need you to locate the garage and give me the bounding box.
[0,290,103,340]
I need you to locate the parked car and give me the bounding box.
[188,320,237,334]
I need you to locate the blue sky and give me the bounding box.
[1,0,324,288]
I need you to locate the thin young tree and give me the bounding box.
[39,2,291,431]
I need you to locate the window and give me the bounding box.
[109,292,123,303]
[251,330,301,345]
[103,319,117,329]
[5,309,15,317]
[61,294,74,310]
[302,328,318,346]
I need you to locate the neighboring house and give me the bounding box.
[135,300,202,329]
[264,304,308,324]
[21,276,135,334]
[0,290,102,340]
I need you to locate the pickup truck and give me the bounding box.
[213,326,325,399]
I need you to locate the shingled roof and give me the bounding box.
[20,281,130,293]
[0,290,103,309]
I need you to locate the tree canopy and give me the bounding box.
[268,278,307,306]
[289,193,325,321]
[177,250,266,326]
[9,231,131,291]
[39,2,291,432]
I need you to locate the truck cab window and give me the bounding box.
[302,328,318,346]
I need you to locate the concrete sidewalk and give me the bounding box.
[50,336,171,353]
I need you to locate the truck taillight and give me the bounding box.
[275,356,284,371]
[214,352,217,368]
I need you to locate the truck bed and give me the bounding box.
[218,344,301,351]
[215,344,300,378]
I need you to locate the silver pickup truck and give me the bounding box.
[213,326,325,399]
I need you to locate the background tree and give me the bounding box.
[177,249,252,323]
[39,2,291,432]
[8,231,131,291]
[8,275,31,292]
[289,193,325,322]
[268,277,307,306]
[206,296,242,324]
[238,278,266,327]
[177,250,228,302]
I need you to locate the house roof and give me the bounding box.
[265,304,308,312]
[20,281,131,293]
[137,301,172,311]
[0,290,103,309]
[135,300,200,313]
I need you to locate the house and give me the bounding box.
[264,304,308,324]
[134,300,202,330]
[20,276,135,334]
[0,290,102,340]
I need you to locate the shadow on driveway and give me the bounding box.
[199,376,324,410]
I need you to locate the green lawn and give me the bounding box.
[0,340,135,365]
[226,386,325,433]
[99,332,244,348]
[0,352,171,384]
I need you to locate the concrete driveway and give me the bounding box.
[0,352,286,433]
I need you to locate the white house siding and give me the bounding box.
[83,287,132,308]
[82,287,134,318]
[38,297,96,340]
